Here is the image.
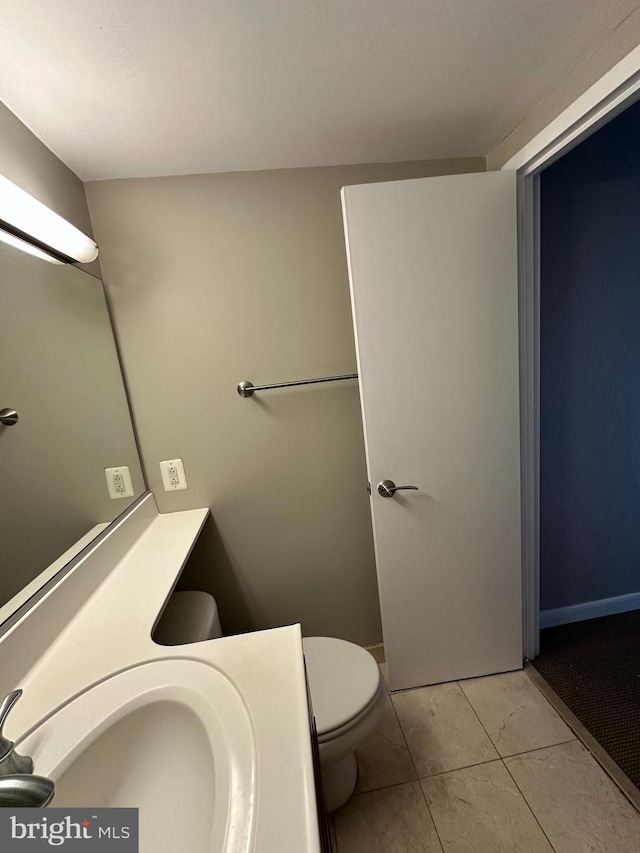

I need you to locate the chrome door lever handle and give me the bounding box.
[377,479,419,498]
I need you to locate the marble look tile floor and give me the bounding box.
[331,666,640,852]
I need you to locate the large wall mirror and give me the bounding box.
[0,240,145,622]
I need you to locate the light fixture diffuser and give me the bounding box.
[0,227,63,265]
[0,175,98,263]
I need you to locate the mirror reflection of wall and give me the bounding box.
[0,240,145,611]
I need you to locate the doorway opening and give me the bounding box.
[516,64,640,798]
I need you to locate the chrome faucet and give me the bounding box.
[0,690,33,775]
[0,689,54,807]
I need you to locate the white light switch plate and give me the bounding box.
[105,466,134,499]
[160,458,188,491]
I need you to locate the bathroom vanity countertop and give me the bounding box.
[3,499,321,853]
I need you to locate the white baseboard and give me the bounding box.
[540,591,640,629]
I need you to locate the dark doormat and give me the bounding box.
[532,609,640,790]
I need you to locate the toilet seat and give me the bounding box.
[302,636,381,737]
[315,680,385,744]
[303,636,385,811]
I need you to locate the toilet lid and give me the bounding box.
[303,636,381,735]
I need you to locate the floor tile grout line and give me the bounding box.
[416,779,446,852]
[454,677,575,760]
[453,680,501,758]
[500,756,558,853]
[390,679,506,779]
[342,777,447,852]
[458,671,578,757]
[388,690,446,852]
[354,777,427,798]
[415,756,507,781]
[452,678,558,851]
[358,753,543,789]
[388,688,414,758]
[499,737,577,760]
[388,688,424,787]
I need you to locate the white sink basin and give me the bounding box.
[18,659,256,853]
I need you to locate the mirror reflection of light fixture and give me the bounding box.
[0,175,98,264]
[0,227,63,265]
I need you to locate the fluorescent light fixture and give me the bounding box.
[0,175,98,263]
[0,227,63,265]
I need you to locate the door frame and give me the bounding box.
[503,45,640,660]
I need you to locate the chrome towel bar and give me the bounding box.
[237,373,358,398]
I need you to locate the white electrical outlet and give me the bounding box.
[105,466,134,499]
[160,458,188,491]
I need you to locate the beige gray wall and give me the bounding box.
[86,157,484,645]
[0,101,93,236]
[488,6,640,169]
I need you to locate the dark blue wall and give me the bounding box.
[540,99,640,612]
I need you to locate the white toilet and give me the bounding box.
[153,590,222,645]
[303,636,385,812]
[155,594,384,812]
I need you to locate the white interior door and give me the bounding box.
[342,172,522,690]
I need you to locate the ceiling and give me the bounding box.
[0,0,636,180]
